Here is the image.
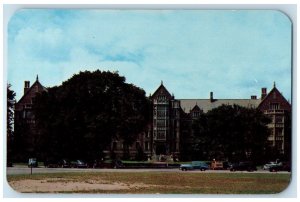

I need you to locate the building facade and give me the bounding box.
[14,76,47,160]
[257,83,291,155]
[14,78,291,160]
[146,81,291,159]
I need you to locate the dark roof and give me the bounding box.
[16,79,47,105]
[151,82,172,99]
[258,86,291,111]
[191,104,201,112]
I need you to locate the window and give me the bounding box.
[276,128,283,137]
[145,142,149,151]
[270,103,280,110]
[193,111,200,117]
[31,97,36,104]
[157,131,166,139]
[158,95,167,102]
[172,101,179,108]
[157,110,168,117]
[275,116,283,123]
[24,104,32,109]
[157,120,165,127]
[275,141,282,150]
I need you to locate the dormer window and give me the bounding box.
[193,111,200,117]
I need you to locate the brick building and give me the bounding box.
[14,78,291,160]
[14,76,47,160]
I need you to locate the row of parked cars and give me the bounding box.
[179,160,291,172]
[28,158,125,169]
[179,161,257,171]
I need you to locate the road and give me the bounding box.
[6,166,290,175]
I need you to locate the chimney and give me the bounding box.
[24,81,30,94]
[210,92,214,102]
[261,88,267,99]
[251,95,257,100]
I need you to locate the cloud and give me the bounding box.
[7,9,291,101]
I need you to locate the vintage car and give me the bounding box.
[180,161,209,171]
[263,162,278,170]
[71,160,88,168]
[269,162,291,172]
[58,159,71,168]
[229,161,257,172]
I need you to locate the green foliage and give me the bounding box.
[7,84,16,163]
[7,84,16,137]
[190,104,271,163]
[33,70,150,161]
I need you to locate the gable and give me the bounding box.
[258,87,291,112]
[15,80,47,111]
[151,83,172,100]
[191,104,201,112]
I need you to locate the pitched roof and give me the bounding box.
[151,82,172,99]
[16,79,47,105]
[191,104,201,112]
[179,99,261,113]
[258,86,291,111]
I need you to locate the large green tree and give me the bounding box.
[33,70,150,161]
[7,84,16,164]
[191,104,271,163]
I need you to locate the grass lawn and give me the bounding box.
[7,172,291,194]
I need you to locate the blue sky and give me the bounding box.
[7,9,292,101]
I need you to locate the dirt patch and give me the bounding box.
[8,178,152,193]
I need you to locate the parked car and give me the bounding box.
[72,160,88,168]
[263,161,278,170]
[180,161,209,171]
[44,158,59,168]
[112,159,125,168]
[28,158,38,167]
[229,161,257,172]
[58,159,71,168]
[222,161,231,170]
[269,162,291,172]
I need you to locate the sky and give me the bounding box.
[7,9,292,101]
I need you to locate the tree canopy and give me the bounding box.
[7,84,16,163]
[33,70,151,161]
[190,104,271,163]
